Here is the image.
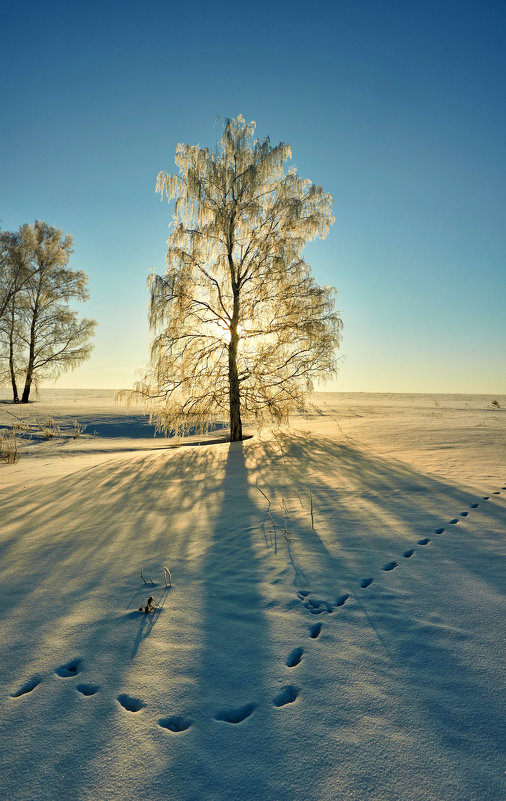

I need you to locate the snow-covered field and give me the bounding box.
[0,390,505,801]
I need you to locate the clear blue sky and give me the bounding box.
[2,0,505,393]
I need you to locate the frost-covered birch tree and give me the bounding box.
[0,222,96,403]
[128,116,342,441]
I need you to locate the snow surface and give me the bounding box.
[0,390,505,801]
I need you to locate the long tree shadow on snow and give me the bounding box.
[147,440,295,800]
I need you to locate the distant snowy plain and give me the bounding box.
[0,390,505,801]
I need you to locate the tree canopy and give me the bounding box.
[126,116,342,441]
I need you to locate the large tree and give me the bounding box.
[128,116,342,441]
[0,222,96,403]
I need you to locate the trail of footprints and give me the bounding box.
[9,654,299,729]
[290,490,503,608]
[9,486,504,731]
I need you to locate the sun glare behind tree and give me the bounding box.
[123,115,342,441]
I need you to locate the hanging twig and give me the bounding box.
[163,567,172,587]
[310,490,315,530]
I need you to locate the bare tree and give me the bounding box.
[0,222,96,403]
[124,116,342,441]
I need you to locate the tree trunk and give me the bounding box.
[7,305,19,403]
[21,323,36,403]
[228,302,243,442]
[9,342,19,403]
[21,370,33,403]
[20,292,38,403]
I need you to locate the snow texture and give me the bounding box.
[0,390,505,801]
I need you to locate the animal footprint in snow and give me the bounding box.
[360,578,373,588]
[434,528,445,534]
[309,622,322,639]
[335,594,349,607]
[448,519,459,525]
[55,658,82,677]
[492,491,501,495]
[117,693,145,712]
[272,685,298,707]
[382,561,398,572]
[482,496,490,500]
[299,593,334,613]
[302,599,324,613]
[285,647,304,667]
[76,684,99,696]
[470,503,479,508]
[417,538,430,545]
[403,549,415,558]
[460,512,469,517]
[214,703,256,724]
[10,676,42,697]
[159,715,192,732]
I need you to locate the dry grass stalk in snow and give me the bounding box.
[11,418,31,435]
[256,480,278,542]
[140,569,154,585]
[39,417,61,439]
[138,596,157,613]
[71,419,85,438]
[281,498,294,541]
[0,428,18,463]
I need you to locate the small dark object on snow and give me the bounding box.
[139,596,156,613]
